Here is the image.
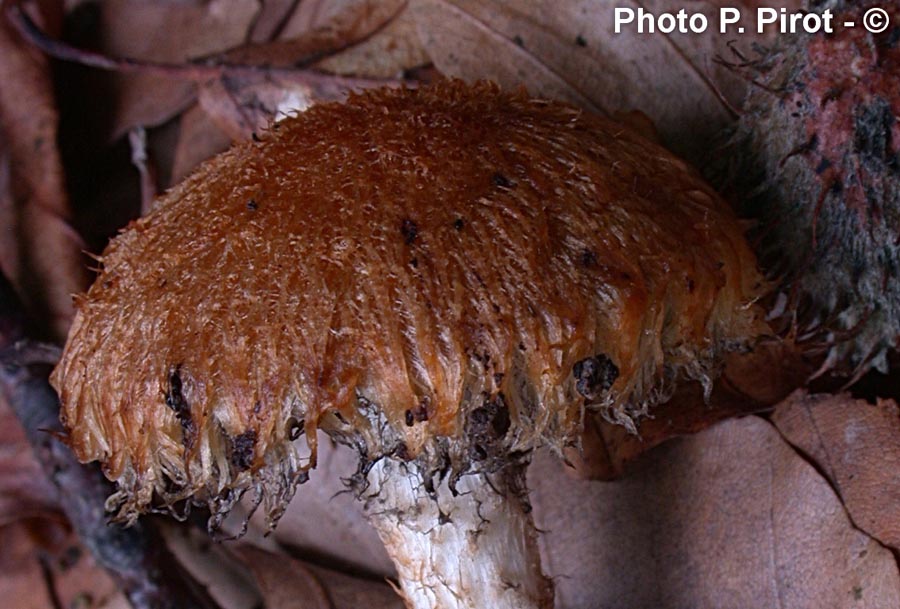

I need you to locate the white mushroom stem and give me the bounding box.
[361,457,552,609]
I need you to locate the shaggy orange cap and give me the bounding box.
[52,81,766,526]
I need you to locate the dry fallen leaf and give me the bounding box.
[99,0,259,138]
[0,396,59,526]
[170,103,232,185]
[159,521,261,609]
[235,544,332,609]
[0,8,89,341]
[221,0,407,67]
[234,544,404,609]
[278,0,405,41]
[199,0,410,139]
[530,416,900,609]
[250,0,301,43]
[0,131,14,285]
[0,521,123,609]
[197,70,391,140]
[772,391,900,552]
[410,0,801,164]
[315,5,430,78]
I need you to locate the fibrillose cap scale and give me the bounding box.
[52,80,766,527]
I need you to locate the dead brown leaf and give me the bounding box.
[234,544,404,609]
[772,391,900,552]
[315,6,430,78]
[410,0,801,163]
[721,339,813,405]
[197,70,392,140]
[198,0,413,138]
[0,395,59,526]
[170,104,233,185]
[159,522,261,609]
[0,132,14,284]
[0,521,122,609]
[0,9,89,341]
[250,0,300,43]
[235,545,331,609]
[221,0,407,67]
[100,0,259,138]
[279,0,404,41]
[531,416,900,609]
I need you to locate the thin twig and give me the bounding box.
[5,2,402,91]
[128,127,158,215]
[0,273,221,609]
[37,553,66,609]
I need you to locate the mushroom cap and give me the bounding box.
[52,81,766,524]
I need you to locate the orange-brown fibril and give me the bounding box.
[52,80,767,609]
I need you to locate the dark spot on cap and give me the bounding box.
[454,218,465,231]
[492,172,513,188]
[573,354,620,400]
[513,35,524,47]
[165,366,196,449]
[580,249,597,267]
[229,430,257,471]
[575,34,587,47]
[247,199,258,211]
[401,218,418,244]
[405,398,430,426]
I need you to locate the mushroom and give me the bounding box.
[52,81,767,609]
[732,0,900,378]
